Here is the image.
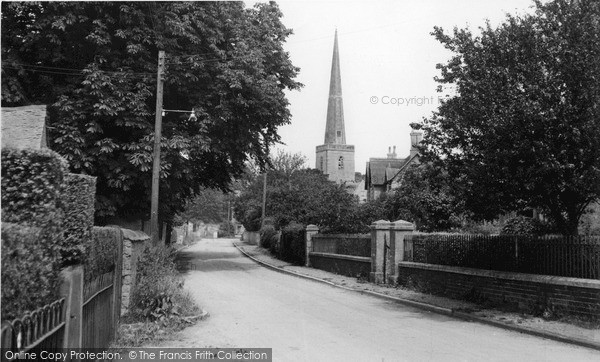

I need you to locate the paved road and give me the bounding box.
[167,238,599,362]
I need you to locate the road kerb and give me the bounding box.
[232,241,600,352]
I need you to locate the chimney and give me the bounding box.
[387,146,397,159]
[410,130,423,158]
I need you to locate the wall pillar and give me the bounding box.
[370,220,391,284]
[387,220,414,284]
[120,228,149,316]
[59,265,83,349]
[305,225,319,267]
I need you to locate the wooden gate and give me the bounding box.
[82,271,115,349]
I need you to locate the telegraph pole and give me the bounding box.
[151,50,165,245]
[261,172,267,228]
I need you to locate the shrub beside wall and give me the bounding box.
[242,207,262,232]
[61,173,97,266]
[86,227,119,283]
[280,222,305,265]
[259,224,278,251]
[500,216,546,236]
[130,245,188,318]
[1,223,60,320]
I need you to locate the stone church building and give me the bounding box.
[314,30,422,203]
[315,30,356,184]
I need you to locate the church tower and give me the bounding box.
[316,30,355,183]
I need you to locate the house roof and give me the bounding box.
[388,153,420,188]
[365,157,408,187]
[365,153,421,189]
[385,167,400,181]
[1,105,48,150]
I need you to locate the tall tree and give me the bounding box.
[1,2,301,224]
[234,151,357,231]
[385,164,464,232]
[176,188,229,225]
[418,0,600,235]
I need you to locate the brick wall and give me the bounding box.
[398,262,600,320]
[309,252,370,279]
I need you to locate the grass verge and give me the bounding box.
[111,245,205,347]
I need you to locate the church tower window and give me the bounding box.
[338,156,344,169]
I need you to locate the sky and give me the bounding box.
[264,0,537,172]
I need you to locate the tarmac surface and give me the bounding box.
[164,238,600,361]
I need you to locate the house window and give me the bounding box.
[338,156,344,169]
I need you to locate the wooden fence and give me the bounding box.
[82,271,116,349]
[404,234,600,279]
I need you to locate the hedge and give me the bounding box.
[279,222,305,265]
[61,173,96,266]
[1,148,67,222]
[86,227,119,283]
[500,216,546,236]
[1,148,67,268]
[242,207,262,232]
[1,223,60,321]
[259,224,278,251]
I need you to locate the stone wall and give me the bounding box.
[120,228,149,316]
[242,231,261,245]
[397,262,600,320]
[309,253,371,278]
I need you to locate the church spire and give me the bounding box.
[324,29,346,145]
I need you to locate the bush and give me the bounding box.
[131,245,193,321]
[460,220,503,235]
[116,245,200,347]
[241,207,262,232]
[501,216,546,236]
[61,173,96,266]
[218,221,234,237]
[259,224,278,251]
[279,222,305,265]
[85,227,119,282]
[1,223,60,320]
